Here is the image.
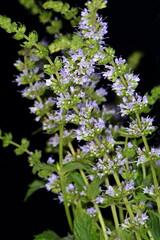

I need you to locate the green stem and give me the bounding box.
[124,137,129,171]
[68,142,76,156]
[118,207,124,223]
[113,172,134,219]
[94,204,109,240]
[151,163,160,214]
[0,136,31,155]
[73,159,109,240]
[105,177,120,231]
[111,204,119,231]
[59,124,73,231]
[24,35,54,65]
[135,113,160,213]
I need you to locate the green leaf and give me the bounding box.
[14,147,25,155]
[141,173,152,187]
[33,44,49,58]
[49,34,71,53]
[68,171,85,191]
[33,230,62,240]
[62,161,91,174]
[87,176,104,200]
[21,138,30,149]
[39,11,52,24]
[127,51,144,70]
[13,24,26,40]
[28,150,41,166]
[2,132,12,147]
[28,30,38,43]
[137,228,150,240]
[128,193,151,204]
[46,19,62,34]
[62,235,74,240]
[43,1,63,12]
[18,0,41,14]
[32,162,57,175]
[117,228,135,240]
[148,209,160,240]
[74,204,98,240]
[24,180,45,201]
[7,22,17,33]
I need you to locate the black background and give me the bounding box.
[0,0,160,239]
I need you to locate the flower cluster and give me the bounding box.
[1,0,160,239]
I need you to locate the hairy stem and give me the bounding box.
[111,204,119,231]
[59,124,73,231]
[0,136,31,155]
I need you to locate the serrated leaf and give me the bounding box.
[24,180,45,201]
[21,138,30,149]
[137,228,150,240]
[128,194,151,204]
[87,176,104,200]
[43,1,63,12]
[33,230,62,240]
[14,147,25,155]
[68,171,85,191]
[62,235,74,240]
[2,132,12,147]
[28,30,38,43]
[148,209,160,240]
[13,32,24,40]
[117,228,135,240]
[28,150,41,166]
[62,161,91,174]
[32,162,57,175]
[74,205,98,240]
[33,44,49,58]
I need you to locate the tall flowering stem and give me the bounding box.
[1,0,160,239]
[59,124,73,231]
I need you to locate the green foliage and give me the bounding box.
[148,210,160,240]
[46,19,62,34]
[62,235,74,240]
[73,204,98,240]
[49,34,71,53]
[146,86,160,106]
[28,30,38,44]
[1,0,160,239]
[136,228,150,240]
[13,24,26,40]
[43,1,63,12]
[14,138,30,155]
[117,228,135,240]
[2,132,12,147]
[87,176,104,200]
[0,16,17,33]
[33,43,49,58]
[68,172,85,191]
[62,161,92,175]
[44,57,62,75]
[32,162,57,178]
[128,193,151,204]
[127,51,144,70]
[33,230,62,240]
[43,1,78,21]
[39,11,53,24]
[18,0,40,14]
[33,230,74,240]
[24,179,46,201]
[28,150,42,166]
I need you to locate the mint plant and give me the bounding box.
[0,0,160,239]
